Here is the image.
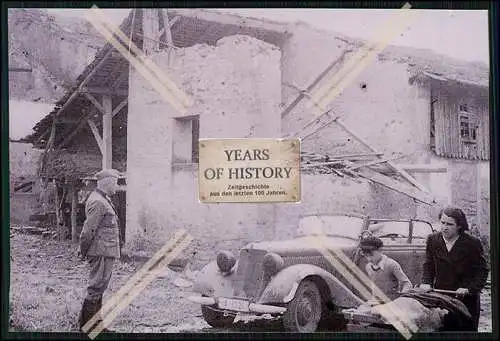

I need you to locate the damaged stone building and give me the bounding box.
[24,9,490,266]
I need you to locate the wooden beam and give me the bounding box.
[301,161,346,168]
[142,9,160,54]
[54,179,61,234]
[161,9,174,47]
[335,119,433,196]
[348,154,405,171]
[112,98,128,117]
[55,48,114,117]
[81,86,128,97]
[83,92,106,115]
[356,168,435,205]
[102,95,113,169]
[302,151,384,159]
[396,164,448,173]
[87,119,104,154]
[300,115,340,140]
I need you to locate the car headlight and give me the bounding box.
[216,250,236,273]
[263,252,284,276]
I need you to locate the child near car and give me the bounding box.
[360,236,413,303]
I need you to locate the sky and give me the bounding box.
[9,100,55,140]
[45,8,490,64]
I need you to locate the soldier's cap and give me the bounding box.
[95,169,120,181]
[359,236,384,251]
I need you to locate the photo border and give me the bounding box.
[1,1,497,340]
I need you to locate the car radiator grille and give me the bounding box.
[233,249,267,301]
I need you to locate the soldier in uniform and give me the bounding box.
[78,169,121,332]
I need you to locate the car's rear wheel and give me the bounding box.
[283,279,322,332]
[201,305,236,329]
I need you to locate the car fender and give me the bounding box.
[191,261,238,298]
[257,264,363,308]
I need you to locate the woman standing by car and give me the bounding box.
[418,206,489,331]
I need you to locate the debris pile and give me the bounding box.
[300,150,404,180]
[299,148,438,206]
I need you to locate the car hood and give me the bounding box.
[242,236,359,255]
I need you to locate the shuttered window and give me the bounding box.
[458,112,478,144]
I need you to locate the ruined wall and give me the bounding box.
[280,25,442,221]
[284,48,430,159]
[125,35,282,267]
[8,9,104,102]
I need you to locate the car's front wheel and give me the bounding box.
[282,279,322,332]
[201,305,236,329]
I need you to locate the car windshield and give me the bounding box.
[368,221,409,239]
[296,215,364,240]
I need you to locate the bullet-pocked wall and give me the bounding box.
[125,35,282,267]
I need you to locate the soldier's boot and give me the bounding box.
[96,296,115,333]
[78,298,99,332]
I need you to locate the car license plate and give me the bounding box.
[218,297,249,312]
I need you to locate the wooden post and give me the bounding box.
[54,179,60,228]
[142,9,160,55]
[53,179,66,240]
[102,95,113,169]
[71,185,78,242]
[160,9,174,47]
[160,9,175,66]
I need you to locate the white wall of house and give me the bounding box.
[125,36,282,262]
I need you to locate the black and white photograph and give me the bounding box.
[7,6,493,336]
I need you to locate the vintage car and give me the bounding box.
[187,213,435,332]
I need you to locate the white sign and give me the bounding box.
[198,138,301,203]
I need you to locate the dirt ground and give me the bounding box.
[8,231,493,334]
